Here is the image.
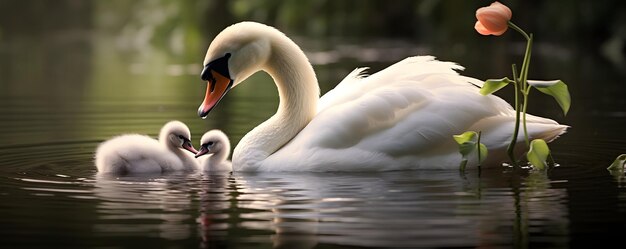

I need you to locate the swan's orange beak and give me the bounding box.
[198,69,232,118]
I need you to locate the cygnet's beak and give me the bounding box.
[198,69,233,118]
[195,146,210,158]
[182,140,198,154]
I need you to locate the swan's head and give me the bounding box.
[195,129,231,159]
[159,120,198,154]
[197,22,273,118]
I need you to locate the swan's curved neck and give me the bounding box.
[233,35,319,169]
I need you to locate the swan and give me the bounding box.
[95,120,199,174]
[196,21,569,171]
[195,129,232,172]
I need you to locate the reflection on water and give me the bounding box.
[0,105,624,249]
[93,174,195,241]
[1,166,575,248]
[1,0,626,248]
[231,170,569,248]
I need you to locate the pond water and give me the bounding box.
[2,3,626,249]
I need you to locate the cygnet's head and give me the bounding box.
[159,120,197,154]
[195,129,231,160]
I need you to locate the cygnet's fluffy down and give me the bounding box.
[195,129,232,173]
[95,120,198,174]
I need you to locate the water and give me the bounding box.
[2,150,625,248]
[2,2,626,248]
[2,54,625,249]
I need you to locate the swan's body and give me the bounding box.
[195,130,232,172]
[197,21,568,171]
[95,120,199,174]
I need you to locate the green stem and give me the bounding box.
[477,131,482,177]
[509,21,533,148]
[522,92,530,146]
[547,153,556,168]
[477,131,482,165]
[460,159,468,173]
[520,34,533,146]
[507,64,520,166]
[508,21,531,41]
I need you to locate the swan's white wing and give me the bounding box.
[265,56,566,171]
[317,67,368,113]
[318,56,484,113]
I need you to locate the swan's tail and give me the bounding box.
[473,113,569,150]
[526,115,569,143]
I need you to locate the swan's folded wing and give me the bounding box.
[265,57,569,170]
[317,67,368,113]
[276,67,514,168]
[318,56,478,113]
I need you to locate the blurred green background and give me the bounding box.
[0,0,624,148]
[0,3,624,248]
[2,0,623,88]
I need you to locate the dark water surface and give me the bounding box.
[2,2,626,248]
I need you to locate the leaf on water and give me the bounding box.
[454,131,488,169]
[607,154,626,171]
[479,77,513,95]
[528,80,571,115]
[454,131,478,156]
[478,143,488,165]
[453,131,477,144]
[527,139,550,170]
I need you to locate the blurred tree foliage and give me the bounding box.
[0,0,623,139]
[0,0,624,66]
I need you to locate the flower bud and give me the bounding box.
[475,1,512,36]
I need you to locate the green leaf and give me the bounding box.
[607,154,626,171]
[527,139,550,170]
[454,131,478,156]
[528,80,571,115]
[454,131,489,169]
[453,131,477,144]
[480,77,513,95]
[478,143,488,165]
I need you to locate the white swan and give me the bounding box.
[195,129,232,172]
[196,21,569,171]
[95,120,199,174]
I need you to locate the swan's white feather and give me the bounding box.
[263,57,568,171]
[204,22,569,171]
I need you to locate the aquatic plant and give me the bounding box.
[454,131,487,172]
[457,1,571,170]
[607,154,626,171]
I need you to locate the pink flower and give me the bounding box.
[475,1,512,36]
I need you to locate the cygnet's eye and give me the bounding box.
[178,135,185,140]
[205,141,215,147]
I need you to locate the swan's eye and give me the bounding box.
[201,65,216,82]
[205,141,215,147]
[178,135,185,140]
[201,53,232,82]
